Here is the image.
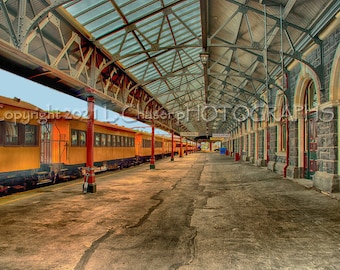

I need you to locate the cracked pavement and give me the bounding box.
[1,153,340,269]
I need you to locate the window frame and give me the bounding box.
[5,122,19,145]
[24,124,38,145]
[71,129,78,146]
[94,132,101,147]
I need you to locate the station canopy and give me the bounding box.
[60,0,339,135]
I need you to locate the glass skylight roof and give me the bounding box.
[64,0,202,116]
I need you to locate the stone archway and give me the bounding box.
[293,64,322,179]
[329,43,340,179]
[329,43,340,101]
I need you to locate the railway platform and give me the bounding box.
[1,152,340,270]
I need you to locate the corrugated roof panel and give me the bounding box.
[120,53,149,69]
[119,0,162,22]
[178,47,201,67]
[75,2,114,25]
[84,13,121,33]
[128,62,160,82]
[65,0,108,18]
[147,82,162,95]
[155,51,177,73]
[135,14,165,45]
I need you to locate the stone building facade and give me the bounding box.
[226,19,340,193]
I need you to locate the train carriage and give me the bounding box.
[0,96,42,193]
[42,112,137,176]
[162,136,173,156]
[135,132,168,163]
[0,95,194,196]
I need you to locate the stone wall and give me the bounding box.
[249,132,254,157]
[314,106,339,192]
[256,129,266,167]
[286,120,300,179]
[267,126,277,171]
[317,107,338,174]
[258,130,264,159]
[323,29,340,99]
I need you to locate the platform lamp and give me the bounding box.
[200,50,209,65]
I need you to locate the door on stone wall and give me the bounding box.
[303,81,318,179]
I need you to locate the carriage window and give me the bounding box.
[5,122,19,145]
[71,130,78,146]
[0,122,4,144]
[143,139,151,148]
[101,134,106,146]
[95,133,101,147]
[116,135,121,147]
[79,131,86,146]
[112,135,116,147]
[25,125,37,145]
[107,134,111,146]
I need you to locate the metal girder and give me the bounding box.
[270,49,326,91]
[96,0,186,41]
[0,0,74,48]
[213,36,282,66]
[0,2,185,133]
[226,0,319,42]
[0,0,18,46]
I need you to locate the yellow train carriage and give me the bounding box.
[92,121,136,169]
[44,113,136,172]
[0,96,41,173]
[135,132,166,162]
[162,136,174,156]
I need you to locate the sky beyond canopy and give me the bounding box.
[0,68,168,134]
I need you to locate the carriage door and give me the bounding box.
[303,81,318,179]
[41,124,52,164]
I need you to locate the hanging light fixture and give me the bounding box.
[200,50,209,65]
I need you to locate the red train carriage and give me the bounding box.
[42,112,137,179]
[0,96,43,193]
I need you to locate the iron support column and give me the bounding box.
[150,123,155,169]
[171,131,174,161]
[84,96,96,193]
[180,137,183,157]
[185,138,188,155]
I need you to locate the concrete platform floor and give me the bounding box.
[1,153,340,270]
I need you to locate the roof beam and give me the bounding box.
[96,0,186,41]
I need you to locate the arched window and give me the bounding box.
[303,80,318,179]
[303,80,318,152]
[306,80,318,111]
[5,122,19,145]
[279,96,288,152]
